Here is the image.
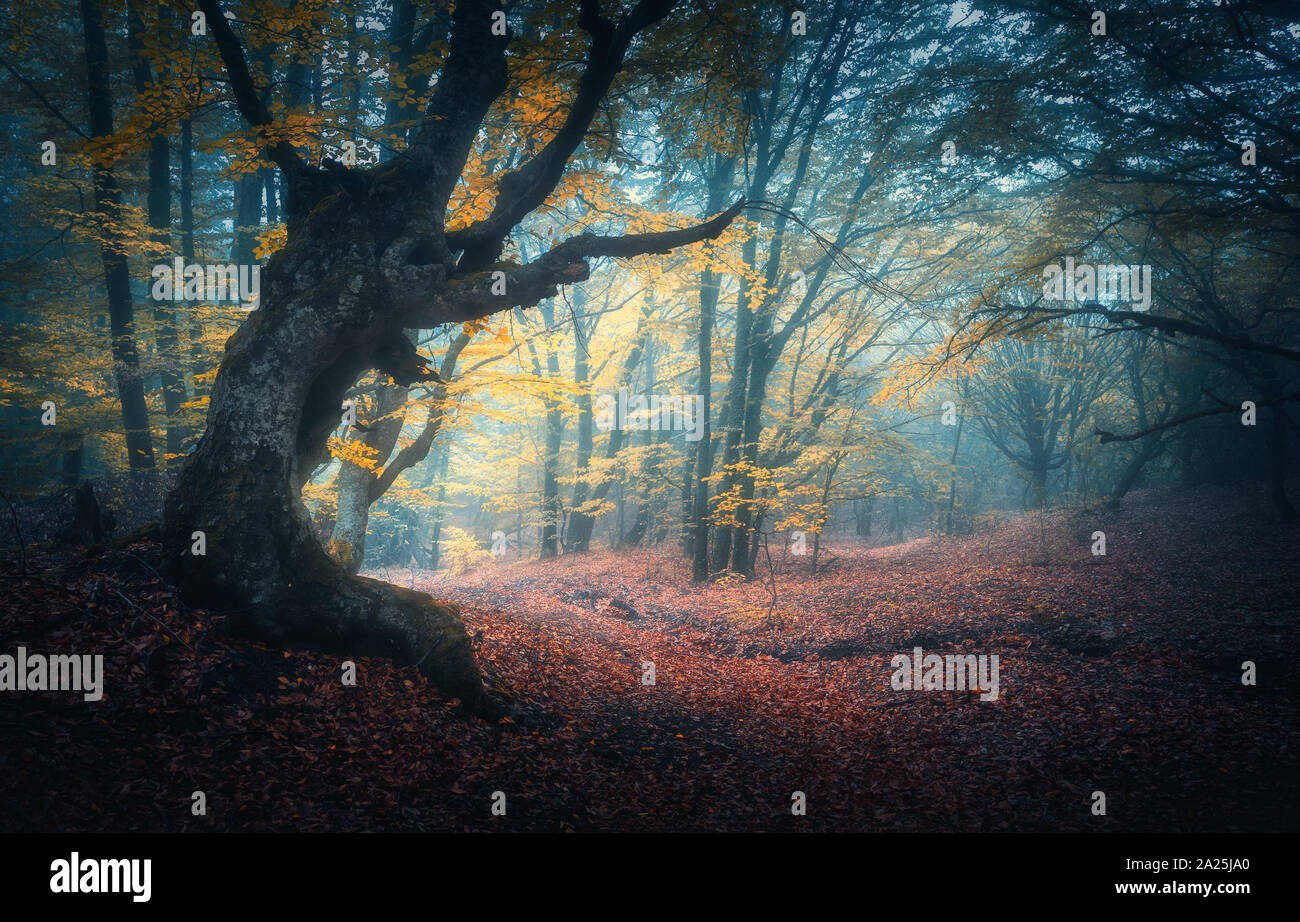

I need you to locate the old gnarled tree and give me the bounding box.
[162,0,744,710]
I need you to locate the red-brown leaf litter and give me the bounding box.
[2,483,1296,831]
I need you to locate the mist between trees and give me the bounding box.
[1,0,1296,704]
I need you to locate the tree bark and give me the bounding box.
[328,330,467,573]
[324,0,461,571]
[81,0,155,471]
[566,308,653,551]
[163,191,487,706]
[730,344,776,575]
[181,116,202,378]
[691,157,734,581]
[329,368,410,574]
[1108,437,1163,507]
[536,302,564,557]
[428,443,450,571]
[165,0,744,708]
[130,2,186,462]
[946,395,965,534]
[569,302,595,548]
[710,234,758,573]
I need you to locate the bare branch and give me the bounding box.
[977,303,1300,363]
[1097,392,1300,443]
[449,0,680,269]
[1,57,89,139]
[403,0,509,212]
[370,331,471,501]
[195,0,320,212]
[399,199,746,327]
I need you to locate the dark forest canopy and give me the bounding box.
[1,0,1297,705]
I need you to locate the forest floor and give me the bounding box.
[2,482,1297,832]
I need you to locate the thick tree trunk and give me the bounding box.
[324,0,458,573]
[164,0,743,711]
[713,78,834,575]
[163,194,484,710]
